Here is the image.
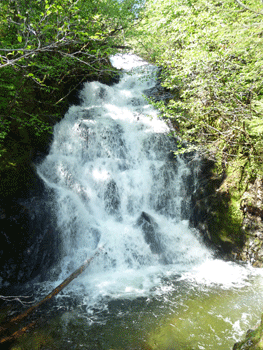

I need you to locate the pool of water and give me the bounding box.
[11,259,263,350]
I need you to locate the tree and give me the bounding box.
[132,0,263,177]
[0,0,138,71]
[0,0,142,177]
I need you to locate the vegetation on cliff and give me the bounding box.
[128,0,263,253]
[132,0,263,174]
[0,0,142,197]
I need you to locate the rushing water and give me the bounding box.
[32,54,263,350]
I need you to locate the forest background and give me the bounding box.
[131,0,263,250]
[0,0,141,197]
[0,0,263,204]
[133,0,263,178]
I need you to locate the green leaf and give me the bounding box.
[17,36,23,43]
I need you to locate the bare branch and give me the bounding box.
[233,0,263,15]
[57,51,107,71]
[0,295,34,306]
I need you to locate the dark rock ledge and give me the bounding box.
[187,154,263,266]
[239,178,263,267]
[0,175,59,290]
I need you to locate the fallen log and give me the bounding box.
[0,320,37,346]
[0,246,104,344]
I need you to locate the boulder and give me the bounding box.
[136,211,163,255]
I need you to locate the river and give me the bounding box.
[25,54,263,350]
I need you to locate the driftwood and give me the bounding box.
[0,246,103,345]
[0,320,37,345]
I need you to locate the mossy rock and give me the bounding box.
[190,157,246,257]
[233,316,263,350]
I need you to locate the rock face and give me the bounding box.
[136,211,173,265]
[186,154,263,265]
[239,178,263,267]
[143,67,176,103]
[136,211,164,255]
[0,168,60,290]
[185,156,263,350]
[187,155,243,258]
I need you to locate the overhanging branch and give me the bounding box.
[233,0,263,15]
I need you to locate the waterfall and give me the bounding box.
[37,54,212,306]
[30,54,263,350]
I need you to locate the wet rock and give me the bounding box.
[0,187,60,288]
[238,177,263,266]
[188,154,263,267]
[233,316,263,349]
[143,67,176,103]
[104,180,122,220]
[241,178,263,218]
[188,157,236,257]
[136,211,163,255]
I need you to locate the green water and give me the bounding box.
[11,270,263,350]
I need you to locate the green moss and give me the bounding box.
[234,316,263,349]
[247,117,263,137]
[11,331,54,350]
[200,161,248,254]
[208,201,244,251]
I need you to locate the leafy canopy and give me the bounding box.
[0,0,142,169]
[132,0,263,177]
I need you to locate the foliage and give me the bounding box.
[132,0,263,177]
[0,0,142,174]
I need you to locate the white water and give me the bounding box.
[36,54,263,348]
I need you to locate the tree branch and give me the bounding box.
[0,246,104,345]
[233,0,263,15]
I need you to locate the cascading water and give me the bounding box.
[37,54,210,297]
[34,54,263,350]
